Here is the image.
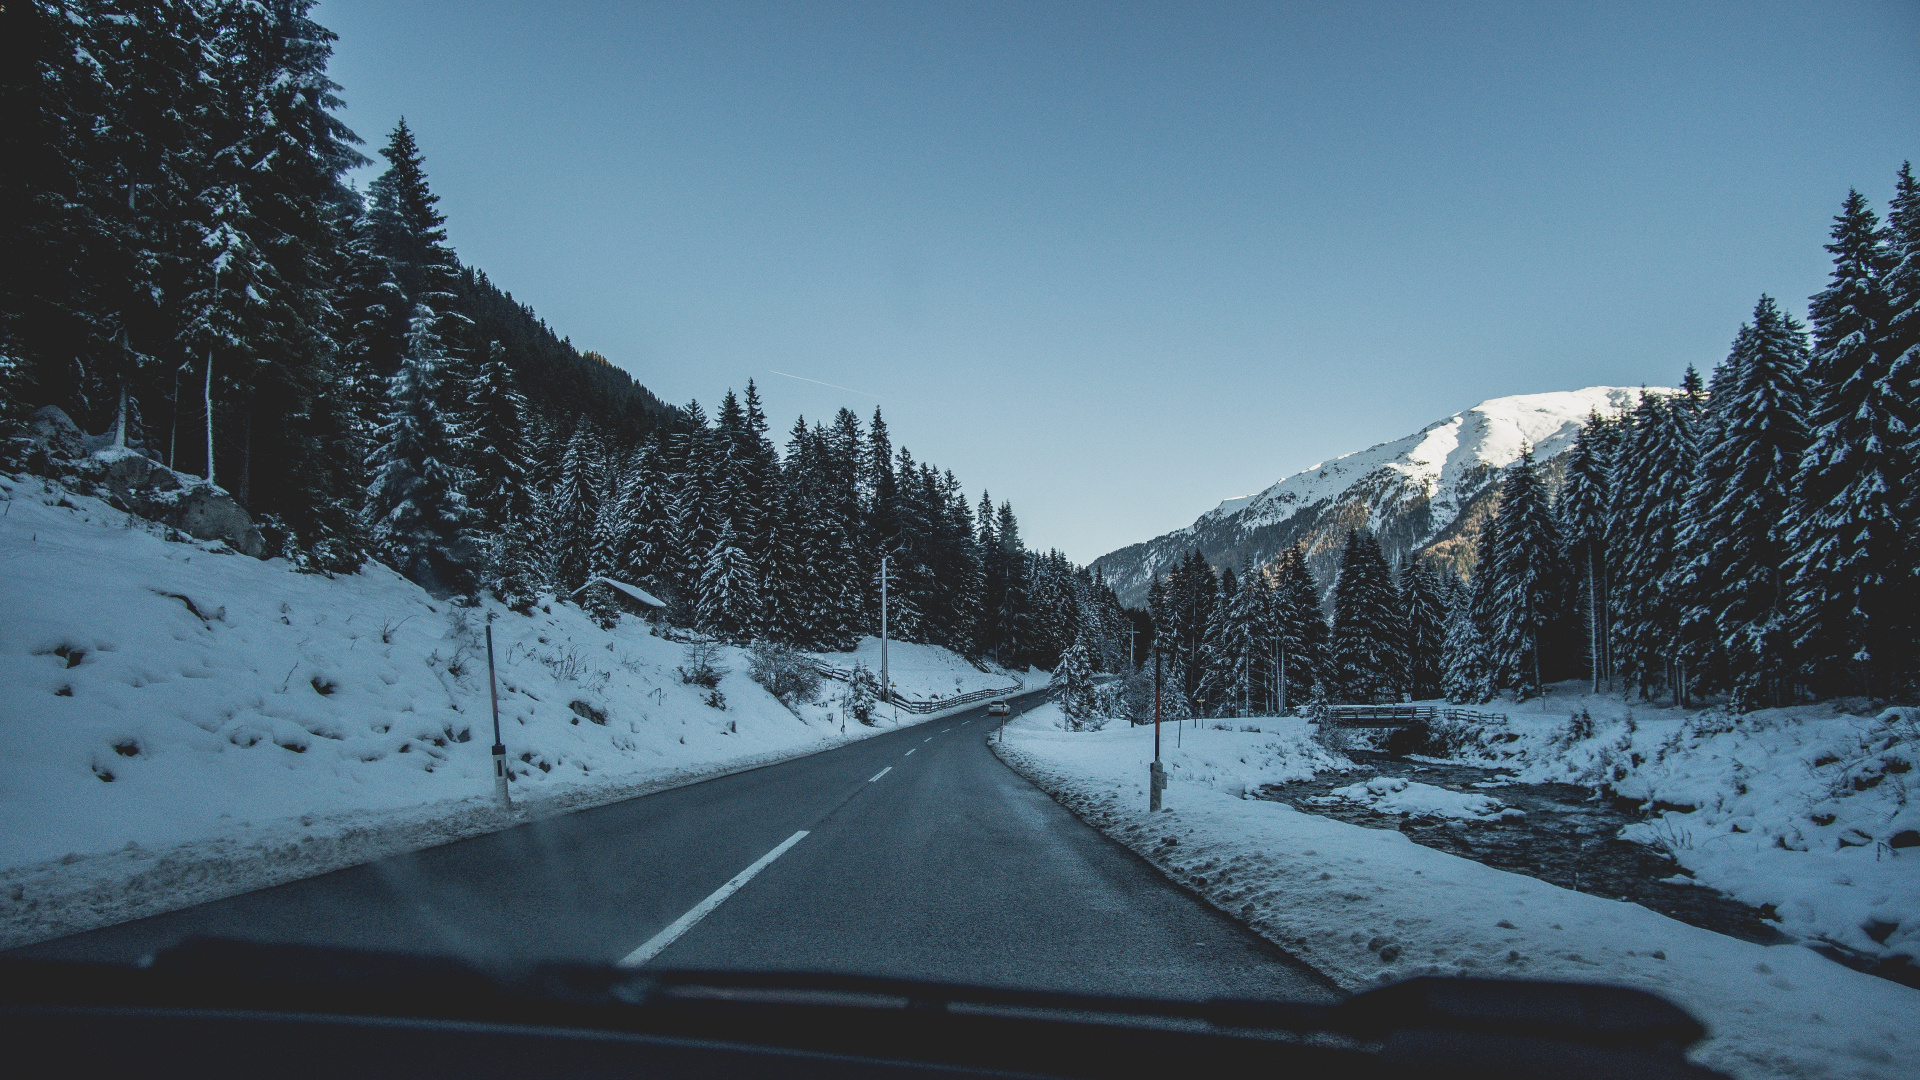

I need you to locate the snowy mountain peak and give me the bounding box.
[1095,385,1673,605]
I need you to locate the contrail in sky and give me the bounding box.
[768,369,883,401]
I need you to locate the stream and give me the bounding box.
[1257,750,1789,946]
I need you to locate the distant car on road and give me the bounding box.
[987,700,1010,716]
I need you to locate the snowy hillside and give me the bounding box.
[1093,386,1670,602]
[0,473,1008,949]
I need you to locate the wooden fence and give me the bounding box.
[1321,705,1508,729]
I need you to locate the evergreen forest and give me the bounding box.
[1143,166,1919,715]
[0,1,1131,673]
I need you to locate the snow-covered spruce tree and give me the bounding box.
[1681,297,1810,709]
[180,182,273,489]
[843,662,883,725]
[546,426,603,594]
[1785,182,1911,698]
[362,119,461,342]
[1055,638,1099,730]
[576,457,637,631]
[1267,544,1326,712]
[1485,446,1571,700]
[1888,164,1920,535]
[696,521,759,642]
[665,402,720,603]
[462,341,531,536]
[1611,391,1699,705]
[363,306,475,596]
[1397,559,1448,700]
[1557,410,1618,692]
[1202,565,1264,716]
[1329,530,1399,703]
[1441,573,1497,705]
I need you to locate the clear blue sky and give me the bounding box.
[316,0,1917,563]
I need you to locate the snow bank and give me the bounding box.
[0,475,968,948]
[809,637,1022,702]
[1421,689,1919,969]
[995,706,1919,1080]
[1313,776,1522,821]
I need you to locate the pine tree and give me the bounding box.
[1786,182,1914,698]
[1056,637,1099,730]
[697,521,759,642]
[1398,560,1448,700]
[1558,411,1618,692]
[364,119,459,326]
[1612,391,1698,704]
[1485,446,1570,699]
[1268,544,1327,712]
[1442,572,1497,704]
[1329,530,1398,702]
[548,427,602,593]
[464,341,531,538]
[1683,298,1810,709]
[363,306,473,595]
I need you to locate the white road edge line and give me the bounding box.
[616,829,809,968]
[869,766,892,782]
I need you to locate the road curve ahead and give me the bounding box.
[16,693,1336,1002]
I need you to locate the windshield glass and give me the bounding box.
[2,3,1916,1078]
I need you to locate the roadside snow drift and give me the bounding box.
[995,707,1918,1080]
[0,474,993,948]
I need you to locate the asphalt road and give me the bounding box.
[16,692,1336,1001]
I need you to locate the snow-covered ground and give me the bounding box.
[1418,688,1919,970]
[0,474,990,949]
[1311,774,1524,821]
[995,705,1919,1080]
[808,637,1029,702]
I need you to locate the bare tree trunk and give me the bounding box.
[168,365,181,469]
[203,352,215,486]
[237,402,251,508]
[112,328,130,449]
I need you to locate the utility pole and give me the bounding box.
[1150,647,1165,811]
[485,615,511,811]
[879,555,890,721]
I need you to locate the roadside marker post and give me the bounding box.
[485,615,512,812]
[1150,647,1165,812]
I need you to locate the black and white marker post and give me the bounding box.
[1150,646,1166,812]
[485,614,512,812]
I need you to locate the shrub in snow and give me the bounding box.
[843,662,882,725]
[676,639,726,689]
[747,638,821,707]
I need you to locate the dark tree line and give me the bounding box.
[1146,165,1919,714]
[0,1,1126,670]
[533,396,1132,670]
[1,1,670,577]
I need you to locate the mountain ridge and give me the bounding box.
[1092,386,1673,605]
